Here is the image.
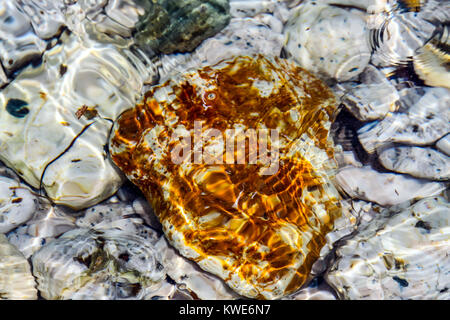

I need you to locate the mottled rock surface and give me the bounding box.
[159,15,284,78]
[32,227,168,300]
[341,65,399,121]
[284,2,371,81]
[110,55,341,299]
[134,0,231,55]
[358,87,450,153]
[379,146,450,181]
[336,166,446,206]
[0,0,47,75]
[0,176,37,233]
[0,234,37,299]
[0,31,154,209]
[326,197,450,300]
[7,199,76,258]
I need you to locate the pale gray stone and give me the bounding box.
[284,2,371,81]
[0,176,38,234]
[326,196,450,300]
[0,0,47,74]
[379,146,450,181]
[31,227,170,300]
[0,234,37,299]
[336,166,446,206]
[358,87,450,153]
[436,134,450,157]
[342,65,399,121]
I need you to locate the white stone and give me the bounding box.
[416,0,450,23]
[436,134,450,157]
[0,31,154,209]
[31,227,169,300]
[155,237,240,300]
[7,199,76,258]
[76,201,148,233]
[342,65,399,121]
[284,2,371,81]
[0,233,37,299]
[41,120,125,209]
[358,87,450,153]
[312,199,380,275]
[6,232,43,261]
[17,0,66,39]
[336,166,446,206]
[0,0,47,74]
[326,196,450,300]
[75,199,234,300]
[334,150,363,169]
[379,146,450,181]
[0,176,38,233]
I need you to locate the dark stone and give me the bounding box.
[134,0,230,55]
[393,276,409,287]
[5,99,29,118]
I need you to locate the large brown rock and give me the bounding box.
[109,55,341,299]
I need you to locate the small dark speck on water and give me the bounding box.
[60,64,68,76]
[393,276,409,287]
[415,220,432,232]
[119,253,130,262]
[6,99,29,118]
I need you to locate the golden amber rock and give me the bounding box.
[109,55,341,299]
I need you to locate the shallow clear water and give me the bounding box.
[0,0,448,300]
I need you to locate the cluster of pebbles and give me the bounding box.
[0,0,448,300]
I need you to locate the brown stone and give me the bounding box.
[109,55,341,299]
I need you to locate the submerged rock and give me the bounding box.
[155,237,240,300]
[0,31,155,209]
[284,2,371,81]
[110,55,341,299]
[326,196,450,300]
[7,199,76,258]
[336,166,446,206]
[229,0,292,23]
[436,134,450,157]
[32,227,168,300]
[413,25,450,89]
[341,65,399,121]
[358,87,450,153]
[134,0,231,55]
[379,146,450,181]
[17,0,65,39]
[0,0,47,75]
[0,176,38,233]
[0,234,37,300]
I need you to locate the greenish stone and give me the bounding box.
[134,0,230,55]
